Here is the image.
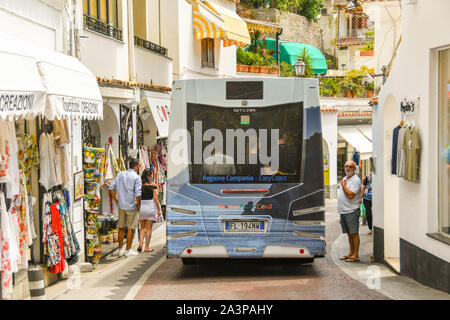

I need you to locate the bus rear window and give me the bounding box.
[187,102,303,184]
[226,81,263,100]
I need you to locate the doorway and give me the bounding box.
[383,94,401,272]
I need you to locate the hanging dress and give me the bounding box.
[1,191,15,299]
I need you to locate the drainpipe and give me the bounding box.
[127,0,136,82]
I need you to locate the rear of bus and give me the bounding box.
[166,78,325,263]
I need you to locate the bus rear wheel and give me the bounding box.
[181,258,197,265]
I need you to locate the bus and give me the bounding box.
[166,78,325,264]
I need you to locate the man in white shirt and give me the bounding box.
[338,160,362,262]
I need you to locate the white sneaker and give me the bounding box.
[118,248,126,257]
[125,250,138,257]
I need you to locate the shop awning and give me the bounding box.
[35,48,103,120]
[0,32,103,121]
[243,18,282,34]
[0,33,47,121]
[338,126,372,160]
[261,38,328,75]
[191,0,250,47]
[141,93,170,138]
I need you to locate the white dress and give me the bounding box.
[39,132,59,191]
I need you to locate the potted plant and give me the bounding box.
[247,52,260,73]
[320,77,341,97]
[236,47,250,72]
[297,48,314,78]
[342,78,356,98]
[365,81,374,97]
[268,63,279,75]
[360,41,374,56]
[352,83,363,98]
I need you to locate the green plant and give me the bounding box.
[236,47,251,65]
[298,48,314,78]
[362,40,374,51]
[342,78,356,93]
[297,0,323,21]
[320,77,341,96]
[280,61,295,77]
[365,81,374,91]
[248,30,262,54]
[320,86,332,97]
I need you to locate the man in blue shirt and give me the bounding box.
[110,158,142,257]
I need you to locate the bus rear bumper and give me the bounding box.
[172,244,322,259]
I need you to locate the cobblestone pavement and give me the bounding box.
[134,200,390,300]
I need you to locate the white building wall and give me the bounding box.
[375,0,450,261]
[0,0,63,51]
[161,0,238,80]
[363,1,402,91]
[79,0,130,81]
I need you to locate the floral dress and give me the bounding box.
[19,134,39,192]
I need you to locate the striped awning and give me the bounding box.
[244,18,282,34]
[191,0,250,47]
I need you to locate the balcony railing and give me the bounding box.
[338,28,371,45]
[83,15,123,41]
[134,36,168,57]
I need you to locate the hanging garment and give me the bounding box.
[4,122,20,198]
[391,126,401,174]
[52,119,70,147]
[396,126,407,177]
[8,172,32,270]
[103,144,116,186]
[49,203,65,273]
[59,201,80,265]
[0,122,9,184]
[402,126,420,182]
[39,133,59,191]
[1,191,16,299]
[19,134,39,192]
[28,196,38,241]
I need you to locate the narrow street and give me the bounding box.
[43,200,449,300]
[133,200,388,300]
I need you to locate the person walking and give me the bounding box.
[137,168,162,253]
[361,173,373,235]
[338,160,362,262]
[109,158,142,257]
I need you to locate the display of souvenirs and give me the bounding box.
[82,143,123,263]
[92,249,102,264]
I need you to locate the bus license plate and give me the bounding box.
[224,220,265,233]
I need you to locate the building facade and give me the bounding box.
[373,0,450,293]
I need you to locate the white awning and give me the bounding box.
[0,33,46,120]
[338,126,372,160]
[141,93,170,138]
[358,125,372,141]
[0,32,103,121]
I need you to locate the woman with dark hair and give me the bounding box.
[137,168,161,252]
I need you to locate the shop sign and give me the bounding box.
[49,96,103,120]
[146,97,170,138]
[0,91,45,120]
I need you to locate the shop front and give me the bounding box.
[372,0,450,293]
[0,32,102,299]
[138,91,170,219]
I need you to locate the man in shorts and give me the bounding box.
[338,160,362,262]
[110,158,142,257]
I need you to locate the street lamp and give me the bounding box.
[294,59,306,77]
